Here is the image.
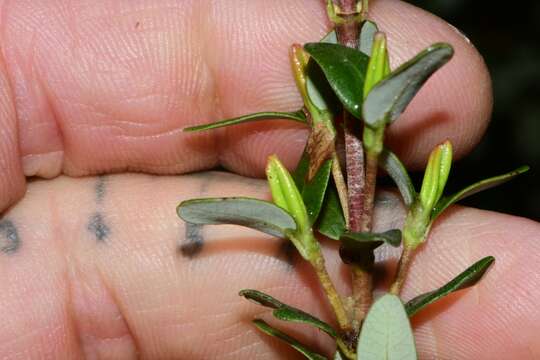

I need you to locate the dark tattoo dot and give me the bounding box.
[180,223,204,258]
[87,213,110,242]
[0,220,21,254]
[95,176,106,204]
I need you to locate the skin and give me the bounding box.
[0,0,538,358]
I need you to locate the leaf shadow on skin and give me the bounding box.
[410,290,466,329]
[386,111,452,165]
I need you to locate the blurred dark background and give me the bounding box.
[409,0,539,221]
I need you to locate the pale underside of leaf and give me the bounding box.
[253,319,327,360]
[405,256,495,317]
[359,20,379,56]
[380,148,417,206]
[363,43,454,128]
[177,197,296,238]
[357,294,417,360]
[432,165,529,219]
[183,110,306,132]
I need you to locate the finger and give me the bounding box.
[210,0,492,175]
[0,0,491,209]
[1,173,538,359]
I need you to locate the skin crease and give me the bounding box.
[0,0,537,359]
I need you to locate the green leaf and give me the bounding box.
[294,151,345,241]
[240,289,337,338]
[306,31,340,113]
[293,151,310,192]
[267,155,310,236]
[183,110,306,132]
[432,166,530,219]
[380,148,416,206]
[363,43,453,128]
[405,256,495,317]
[419,141,453,212]
[357,294,417,360]
[359,20,379,56]
[304,42,370,119]
[253,319,327,360]
[363,32,389,98]
[339,230,401,266]
[177,197,296,238]
[316,182,346,240]
[302,160,333,225]
[342,229,402,248]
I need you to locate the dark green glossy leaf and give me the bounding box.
[302,160,333,225]
[240,289,337,338]
[363,43,453,128]
[316,182,346,240]
[183,110,306,132]
[432,166,529,219]
[341,229,402,249]
[339,230,401,266]
[304,43,369,119]
[357,294,417,360]
[379,148,416,206]
[293,151,335,226]
[306,31,340,113]
[406,256,495,317]
[359,20,379,56]
[293,151,310,191]
[253,319,327,360]
[177,197,296,238]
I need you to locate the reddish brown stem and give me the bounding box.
[336,0,361,48]
[334,0,375,328]
[344,118,365,232]
[361,152,378,232]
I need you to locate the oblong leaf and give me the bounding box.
[379,148,416,206]
[306,31,339,112]
[357,294,417,360]
[359,20,379,56]
[239,289,337,338]
[304,43,370,119]
[405,256,495,317]
[339,230,401,266]
[342,229,402,247]
[432,166,529,219]
[177,197,296,238]
[183,110,306,132]
[267,155,310,236]
[253,319,327,360]
[363,43,453,127]
[316,182,346,240]
[302,159,333,225]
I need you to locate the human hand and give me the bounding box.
[0,0,538,358]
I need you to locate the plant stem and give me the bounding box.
[334,0,374,327]
[311,250,352,332]
[344,123,365,232]
[390,246,414,295]
[361,150,378,232]
[332,152,350,227]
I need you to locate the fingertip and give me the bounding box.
[372,0,493,166]
[0,57,26,213]
[218,121,308,177]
